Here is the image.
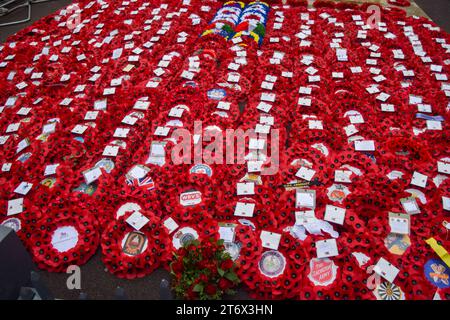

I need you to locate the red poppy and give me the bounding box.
[218,278,233,290]
[205,284,218,295]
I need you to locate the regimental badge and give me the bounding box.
[122,231,147,256]
[258,250,286,278]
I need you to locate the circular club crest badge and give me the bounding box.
[190,164,213,177]
[374,282,405,300]
[116,202,142,219]
[225,242,242,261]
[384,233,411,255]
[207,88,227,101]
[258,250,286,278]
[1,217,21,232]
[172,227,199,249]
[95,158,115,173]
[424,259,450,288]
[51,226,79,253]
[327,184,350,203]
[308,258,338,287]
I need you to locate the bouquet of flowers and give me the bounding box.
[170,238,240,300]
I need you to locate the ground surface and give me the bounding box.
[1,0,449,300]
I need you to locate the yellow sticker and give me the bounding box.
[426,237,450,268]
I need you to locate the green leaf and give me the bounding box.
[193,283,204,293]
[217,268,225,277]
[224,272,239,283]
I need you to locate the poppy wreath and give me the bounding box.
[160,170,217,218]
[228,221,263,277]
[170,238,240,300]
[162,208,220,268]
[299,235,373,300]
[219,195,279,229]
[0,202,43,251]
[29,204,99,272]
[242,231,309,299]
[101,212,170,279]
[0,0,449,299]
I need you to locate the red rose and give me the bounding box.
[178,248,187,257]
[171,261,183,274]
[218,278,233,290]
[199,273,208,282]
[203,247,213,258]
[221,259,233,270]
[196,260,209,269]
[187,287,198,300]
[205,284,217,296]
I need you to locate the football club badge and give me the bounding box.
[341,164,363,176]
[433,174,447,188]
[207,88,227,100]
[130,111,144,119]
[95,158,115,173]
[172,227,199,249]
[1,217,21,232]
[183,81,198,88]
[311,143,329,156]
[238,219,256,230]
[218,81,242,92]
[347,135,364,144]
[73,182,98,195]
[405,188,427,204]
[352,252,370,268]
[165,119,183,128]
[290,158,313,168]
[190,164,213,177]
[258,250,286,278]
[424,259,450,288]
[111,140,127,149]
[327,184,350,203]
[240,173,263,185]
[225,242,242,261]
[122,231,148,256]
[116,202,142,219]
[308,258,338,286]
[40,177,56,188]
[73,136,85,143]
[35,133,49,142]
[179,190,202,207]
[384,233,411,255]
[212,111,229,118]
[395,149,410,156]
[17,152,32,163]
[363,152,376,163]
[374,282,405,300]
[51,226,79,253]
[386,170,404,180]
